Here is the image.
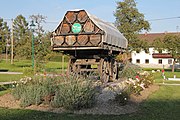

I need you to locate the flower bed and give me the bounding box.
[12,75,97,110]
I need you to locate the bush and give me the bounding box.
[119,62,142,79]
[12,75,97,110]
[114,91,129,106]
[113,71,154,105]
[12,76,55,107]
[125,71,154,95]
[51,76,96,110]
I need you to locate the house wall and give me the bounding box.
[131,48,176,68]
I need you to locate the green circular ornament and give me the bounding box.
[72,23,82,33]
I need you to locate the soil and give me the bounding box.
[0,84,159,115]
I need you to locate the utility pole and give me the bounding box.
[11,19,14,64]
[176,26,179,33]
[6,41,8,63]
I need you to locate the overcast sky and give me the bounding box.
[1,0,180,33]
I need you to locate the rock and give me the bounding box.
[97,87,116,103]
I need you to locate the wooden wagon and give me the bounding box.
[51,9,128,82]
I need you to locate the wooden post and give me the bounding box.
[11,19,14,64]
[5,42,8,63]
[62,55,64,74]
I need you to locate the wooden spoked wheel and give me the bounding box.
[111,59,118,80]
[67,58,76,75]
[100,58,110,83]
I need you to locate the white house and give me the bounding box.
[131,32,180,69]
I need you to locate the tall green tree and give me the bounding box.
[152,38,165,53]
[163,35,180,72]
[0,18,10,58]
[13,15,31,59]
[114,0,150,51]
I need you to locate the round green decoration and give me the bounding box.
[72,23,82,33]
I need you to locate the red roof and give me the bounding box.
[138,32,180,43]
[152,53,173,58]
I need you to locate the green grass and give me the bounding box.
[0,89,11,96]
[0,60,32,72]
[153,72,180,84]
[0,74,25,82]
[0,59,68,82]
[143,68,180,72]
[0,59,68,73]
[139,85,180,120]
[45,61,68,73]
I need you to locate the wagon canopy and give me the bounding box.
[53,9,128,49]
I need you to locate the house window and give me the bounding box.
[158,59,162,64]
[136,51,140,53]
[136,59,140,63]
[145,59,149,64]
[168,59,172,64]
[145,49,149,53]
[129,58,132,62]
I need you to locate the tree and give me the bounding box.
[163,35,180,72]
[0,18,10,59]
[13,15,31,59]
[114,0,150,51]
[152,38,165,53]
[29,14,47,37]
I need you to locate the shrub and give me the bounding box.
[113,71,154,105]
[12,75,97,110]
[125,71,154,95]
[12,76,55,107]
[51,76,96,110]
[119,62,142,79]
[114,91,129,105]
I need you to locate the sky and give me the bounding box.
[0,0,180,33]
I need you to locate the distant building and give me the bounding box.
[131,32,180,69]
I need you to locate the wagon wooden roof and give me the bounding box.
[53,9,128,49]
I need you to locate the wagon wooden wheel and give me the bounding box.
[111,59,118,80]
[67,58,76,75]
[100,58,110,83]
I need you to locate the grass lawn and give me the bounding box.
[0,59,68,73]
[153,71,180,84]
[0,89,10,96]
[0,60,32,72]
[0,59,68,82]
[0,74,25,82]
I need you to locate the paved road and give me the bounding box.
[0,81,15,85]
[158,83,180,86]
[0,72,23,75]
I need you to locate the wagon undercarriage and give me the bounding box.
[67,55,119,83]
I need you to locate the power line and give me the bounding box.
[2,18,59,24]
[2,15,180,24]
[148,16,180,21]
